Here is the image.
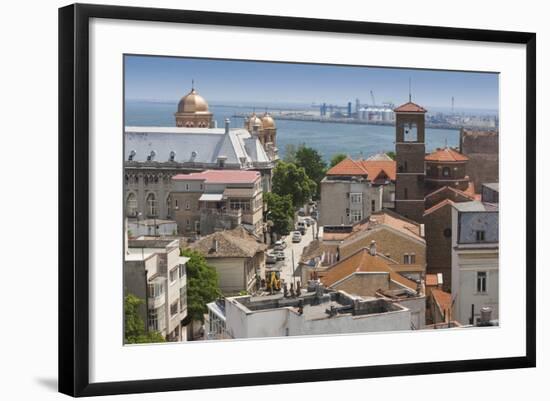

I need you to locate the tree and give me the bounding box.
[124,293,166,344]
[265,192,294,235]
[294,146,327,199]
[386,151,396,160]
[180,248,221,323]
[272,161,316,209]
[283,143,299,164]
[329,153,347,168]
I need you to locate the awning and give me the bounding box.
[199,193,224,202]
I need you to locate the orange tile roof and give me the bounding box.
[432,289,453,320]
[425,147,469,162]
[425,274,439,287]
[326,158,396,181]
[394,101,427,113]
[365,211,422,239]
[319,248,417,290]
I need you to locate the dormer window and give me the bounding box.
[147,150,156,161]
[169,151,176,162]
[128,150,136,161]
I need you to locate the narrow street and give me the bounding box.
[278,219,317,287]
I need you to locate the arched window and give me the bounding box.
[442,167,451,177]
[126,193,137,217]
[146,193,158,217]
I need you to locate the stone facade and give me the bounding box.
[460,129,499,192]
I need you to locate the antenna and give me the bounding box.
[191,79,195,90]
[408,77,412,102]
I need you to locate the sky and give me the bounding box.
[124,55,499,111]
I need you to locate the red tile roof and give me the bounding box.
[394,101,427,113]
[326,158,396,181]
[432,289,453,320]
[172,169,260,184]
[425,147,469,162]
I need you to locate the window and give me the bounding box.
[166,195,172,217]
[477,271,487,293]
[350,193,362,204]
[126,193,137,217]
[128,150,136,161]
[179,286,187,311]
[443,228,452,238]
[147,150,156,161]
[371,199,376,212]
[442,167,451,177]
[146,193,157,217]
[185,183,190,191]
[350,210,362,223]
[404,161,408,172]
[169,151,176,162]
[148,307,164,332]
[169,267,178,284]
[476,230,486,241]
[178,264,186,279]
[185,201,190,210]
[403,254,416,264]
[170,301,179,318]
[147,282,164,299]
[230,199,251,211]
[404,188,408,199]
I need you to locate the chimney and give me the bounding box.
[369,240,377,256]
[224,118,230,134]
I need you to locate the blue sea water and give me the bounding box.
[125,101,459,161]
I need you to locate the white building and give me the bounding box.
[206,286,411,340]
[451,200,499,325]
[124,238,189,341]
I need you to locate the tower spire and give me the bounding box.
[408,77,412,102]
[191,79,195,91]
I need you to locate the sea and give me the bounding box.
[125,100,460,161]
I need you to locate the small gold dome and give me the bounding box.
[177,88,209,113]
[261,113,276,129]
[246,113,262,131]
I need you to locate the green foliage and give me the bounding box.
[294,146,327,200]
[265,192,294,236]
[124,293,166,344]
[180,249,221,323]
[272,161,316,209]
[329,153,347,168]
[283,143,299,164]
[386,151,396,160]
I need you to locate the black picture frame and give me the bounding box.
[59,3,536,397]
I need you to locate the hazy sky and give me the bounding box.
[124,55,499,111]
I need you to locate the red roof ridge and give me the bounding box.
[424,199,454,216]
[394,101,427,113]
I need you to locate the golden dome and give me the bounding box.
[177,88,209,113]
[246,113,262,131]
[261,113,276,129]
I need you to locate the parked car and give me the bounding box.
[292,231,302,243]
[274,240,286,251]
[274,251,286,261]
[266,252,277,264]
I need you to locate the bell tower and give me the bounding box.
[394,99,427,222]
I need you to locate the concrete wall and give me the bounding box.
[207,257,247,295]
[224,298,411,339]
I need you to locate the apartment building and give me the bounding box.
[171,170,264,236]
[124,238,189,342]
